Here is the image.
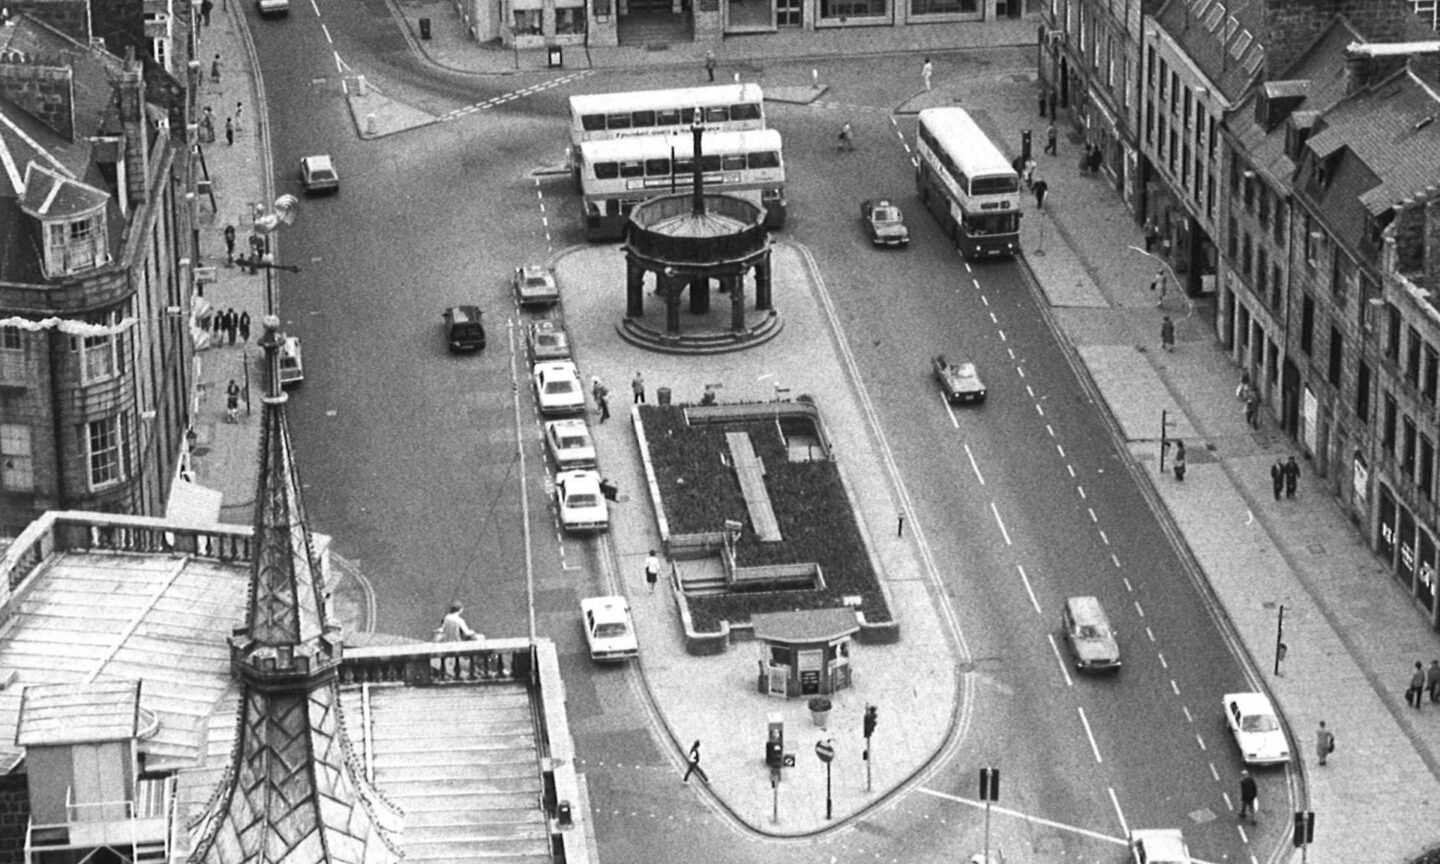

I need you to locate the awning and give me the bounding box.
[166,477,224,527]
[752,608,860,644]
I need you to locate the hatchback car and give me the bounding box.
[513,264,560,307]
[1062,596,1120,672]
[580,596,638,661]
[528,320,571,361]
[861,198,910,247]
[442,306,485,352]
[1223,692,1290,765]
[533,361,585,416]
[1130,828,1191,864]
[556,469,609,532]
[544,419,596,469]
[300,155,337,194]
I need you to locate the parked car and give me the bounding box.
[278,335,303,387]
[513,264,560,307]
[257,0,290,16]
[556,469,609,532]
[442,306,485,352]
[544,419,596,469]
[861,199,910,247]
[533,361,585,416]
[933,354,986,403]
[1223,692,1290,765]
[1130,829,1191,864]
[528,319,571,361]
[1061,596,1120,672]
[300,155,337,193]
[580,596,638,661]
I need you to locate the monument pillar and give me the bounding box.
[690,274,710,314]
[755,255,773,311]
[627,258,646,318]
[728,273,745,332]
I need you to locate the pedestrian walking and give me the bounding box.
[632,371,646,404]
[200,0,213,25]
[598,392,610,423]
[921,57,934,91]
[1427,660,1440,703]
[1283,456,1300,499]
[224,116,234,146]
[645,549,660,593]
[438,603,481,642]
[211,53,221,82]
[1150,268,1168,308]
[1315,721,1334,766]
[1270,460,1284,501]
[238,311,251,343]
[681,740,709,784]
[1022,157,1037,189]
[837,122,855,152]
[225,379,241,423]
[201,106,216,143]
[1144,219,1159,253]
[1408,661,1427,708]
[1079,143,1094,175]
[1044,121,1057,155]
[1172,439,1186,481]
[1160,315,1175,352]
[234,101,244,133]
[222,224,236,266]
[224,308,238,345]
[1244,387,1260,428]
[1032,178,1049,210]
[705,50,716,82]
[1237,770,1258,824]
[212,309,224,336]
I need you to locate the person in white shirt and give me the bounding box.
[439,604,481,641]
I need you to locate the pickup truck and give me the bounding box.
[932,355,986,404]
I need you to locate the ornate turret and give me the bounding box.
[188,316,403,864]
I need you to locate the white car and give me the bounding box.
[544,419,596,469]
[513,264,560,307]
[533,361,585,416]
[581,596,638,661]
[1130,828,1191,864]
[300,155,337,193]
[1223,692,1290,765]
[556,469,608,532]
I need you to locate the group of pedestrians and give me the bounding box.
[1269,456,1301,501]
[210,307,251,346]
[1235,373,1261,428]
[1405,659,1440,709]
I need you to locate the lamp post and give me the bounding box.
[250,195,301,317]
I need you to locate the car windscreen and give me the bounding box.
[567,493,599,508]
[594,623,628,638]
[544,381,574,395]
[1241,714,1279,732]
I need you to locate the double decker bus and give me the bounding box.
[915,107,1021,258]
[567,84,766,180]
[575,128,786,241]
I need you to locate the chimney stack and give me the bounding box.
[117,47,149,206]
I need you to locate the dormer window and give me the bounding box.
[44,214,108,276]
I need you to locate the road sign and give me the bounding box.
[815,739,835,763]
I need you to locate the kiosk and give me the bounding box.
[752,609,857,698]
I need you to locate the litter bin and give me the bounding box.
[548,45,563,68]
[419,17,431,39]
[657,387,671,405]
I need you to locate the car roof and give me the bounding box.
[532,320,561,332]
[581,596,629,622]
[445,305,481,321]
[518,264,550,277]
[1132,829,1189,862]
[1224,692,1274,713]
[303,155,334,169]
[535,361,577,377]
[547,418,588,432]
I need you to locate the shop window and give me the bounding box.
[556,6,586,34]
[910,0,975,14]
[512,9,542,34]
[825,0,888,17]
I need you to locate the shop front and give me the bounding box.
[722,0,987,34]
[752,609,857,698]
[1377,481,1440,628]
[503,0,594,47]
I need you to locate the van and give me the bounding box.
[1062,596,1120,672]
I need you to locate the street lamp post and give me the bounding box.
[251,195,300,317]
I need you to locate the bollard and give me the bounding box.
[657,387,672,405]
[733,72,740,83]
[358,74,368,96]
[366,113,377,136]
[812,68,819,88]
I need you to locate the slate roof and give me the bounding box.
[1296,63,1440,253]
[0,13,126,284]
[1155,0,1267,103]
[16,680,141,746]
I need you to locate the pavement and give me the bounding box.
[188,3,1440,862]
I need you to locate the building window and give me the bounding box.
[87,414,127,489]
[1273,202,1286,245]
[1168,129,1177,174]
[43,214,107,276]
[555,5,586,34]
[1182,144,1192,188]
[1258,185,1270,228]
[1421,435,1435,500]
[1328,326,1343,386]
[1183,87,1192,128]
[1228,216,1239,259]
[827,0,892,17]
[512,8,541,34]
[1158,114,1167,159]
[0,326,20,351]
[1271,263,1283,311]
[1383,394,1397,453]
[1300,293,1314,355]
[1170,71,1179,114]
[1356,360,1371,424]
[1406,327,1422,386]
[1159,57,1168,103]
[1243,174,1255,212]
[1147,44,1155,88]
[1207,175,1215,220]
[0,424,33,492]
[1386,304,1401,362]
[1242,232,1253,281]
[1256,249,1268,295]
[1145,101,1154,145]
[1194,157,1204,204]
[1228,147,1241,196]
[1196,103,1207,150]
[1423,344,1438,404]
[1403,416,1417,475]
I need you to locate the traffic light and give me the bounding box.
[863,705,878,739]
[1293,811,1315,847]
[766,739,783,768]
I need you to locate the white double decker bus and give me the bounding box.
[915,107,1021,259]
[575,128,786,242]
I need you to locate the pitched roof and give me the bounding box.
[16,680,141,746]
[1155,0,1268,102]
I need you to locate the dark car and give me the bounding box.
[443,306,486,352]
[861,199,910,247]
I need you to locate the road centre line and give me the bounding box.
[1171,679,1181,696]
[321,23,333,43]
[1035,403,1046,417]
[990,311,998,324]
[1113,554,1123,569]
[1055,443,1065,457]
[1047,633,1072,685]
[980,294,989,306]
[990,501,1011,545]
[964,444,984,484]
[1076,484,1086,499]
[1196,732,1207,751]
[1134,600,1146,618]
[1087,507,1097,523]
[1122,576,1133,592]
[1108,787,1129,838]
[1047,424,1056,437]
[1182,705,1193,723]
[1026,385,1035,399]
[1098,529,1109,545]
[1016,564,1040,614]
[1157,652,1168,669]
[1145,625,1155,641]
[1077,707,1103,763]
[999,330,1008,343]
[1067,464,1076,478]
[1016,366,1026,378]
[1208,762,1219,781]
